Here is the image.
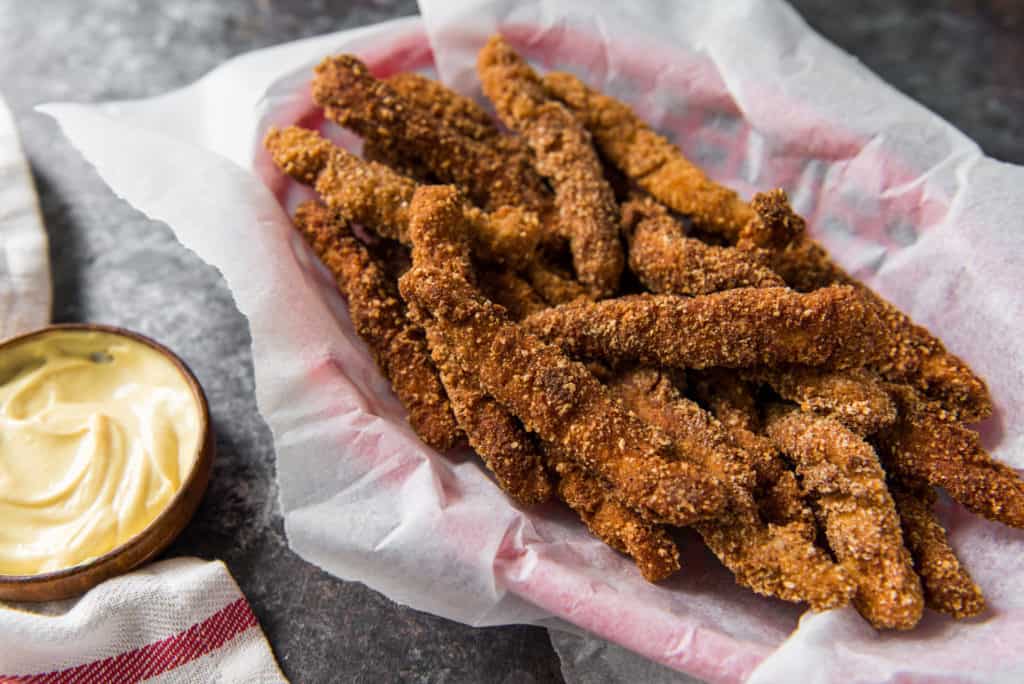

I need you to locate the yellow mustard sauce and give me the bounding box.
[0,330,201,576]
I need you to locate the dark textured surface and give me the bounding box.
[0,1,1019,682]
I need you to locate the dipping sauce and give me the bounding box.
[0,330,201,576]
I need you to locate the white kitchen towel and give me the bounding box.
[0,93,51,337]
[0,558,286,683]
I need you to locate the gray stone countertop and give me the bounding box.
[1,1,1020,682]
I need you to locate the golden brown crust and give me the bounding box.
[264,126,541,269]
[423,326,553,505]
[766,406,924,629]
[762,237,845,292]
[266,126,416,241]
[369,72,536,184]
[890,480,985,619]
[871,300,992,423]
[524,260,590,307]
[398,186,553,504]
[763,235,991,422]
[750,367,897,436]
[609,368,854,610]
[524,286,886,370]
[621,196,783,295]
[479,37,623,298]
[386,72,503,142]
[543,70,754,241]
[292,200,460,451]
[878,384,1024,528]
[361,137,435,183]
[264,124,338,185]
[399,186,728,527]
[607,368,757,499]
[547,446,681,582]
[312,54,549,212]
[478,268,549,321]
[691,370,816,533]
[737,189,806,251]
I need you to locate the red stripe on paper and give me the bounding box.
[1,598,258,683]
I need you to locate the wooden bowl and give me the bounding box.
[0,324,214,602]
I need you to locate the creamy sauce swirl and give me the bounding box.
[0,330,200,576]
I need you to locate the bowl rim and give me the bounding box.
[0,322,212,586]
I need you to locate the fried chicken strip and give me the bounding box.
[524,286,886,370]
[293,200,460,450]
[890,479,985,619]
[736,188,807,251]
[386,72,502,143]
[609,368,853,609]
[621,195,784,295]
[479,268,549,320]
[546,446,681,582]
[754,191,991,422]
[524,260,590,307]
[542,70,754,241]
[749,367,897,436]
[399,186,728,527]
[765,406,924,629]
[264,126,541,269]
[691,370,815,532]
[361,138,434,184]
[398,186,552,504]
[609,368,757,498]
[878,384,1024,528]
[479,36,624,298]
[312,54,549,212]
[363,72,534,183]
[423,326,553,505]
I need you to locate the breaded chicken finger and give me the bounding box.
[524,286,886,370]
[400,187,552,504]
[890,479,985,619]
[546,446,681,582]
[543,70,754,241]
[878,384,1024,528]
[691,370,815,532]
[361,138,434,184]
[622,195,783,295]
[766,406,924,629]
[479,268,549,320]
[386,72,503,143]
[762,226,991,422]
[736,188,807,251]
[524,260,590,307]
[479,36,623,298]
[293,201,460,450]
[312,54,548,213]
[609,368,853,610]
[264,126,541,269]
[364,72,533,183]
[423,326,553,505]
[399,186,728,527]
[749,367,898,436]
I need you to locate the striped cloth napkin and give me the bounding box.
[0,558,286,683]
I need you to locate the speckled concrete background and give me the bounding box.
[1,1,1020,682]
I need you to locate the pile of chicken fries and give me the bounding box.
[264,36,1020,631]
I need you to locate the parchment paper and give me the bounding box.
[39,1,1024,682]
